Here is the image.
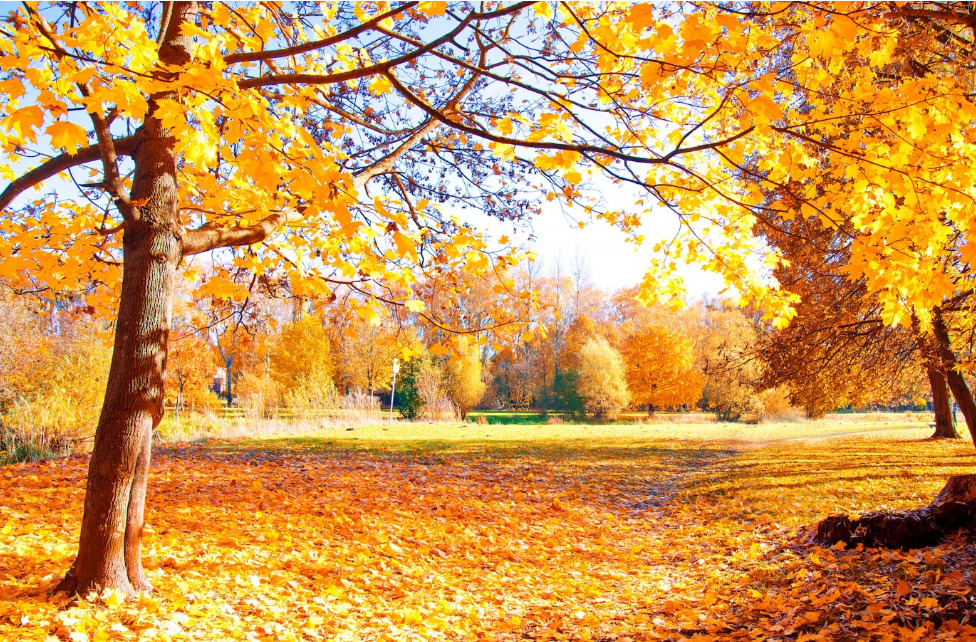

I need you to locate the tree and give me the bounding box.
[165,332,217,421]
[552,369,585,418]
[754,216,952,429]
[270,316,335,398]
[621,324,703,413]
[694,303,761,423]
[0,301,112,461]
[611,293,703,413]
[444,339,486,420]
[576,337,630,420]
[337,320,401,399]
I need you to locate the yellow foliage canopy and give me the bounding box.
[622,325,703,410]
[270,316,335,394]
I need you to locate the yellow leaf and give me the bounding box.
[491,142,516,161]
[47,120,89,154]
[102,587,126,608]
[4,105,44,142]
[430,343,451,357]
[418,1,447,17]
[392,231,416,258]
[626,4,656,31]
[368,75,392,96]
[747,95,783,122]
[401,608,423,625]
[532,1,553,21]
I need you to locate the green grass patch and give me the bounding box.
[211,415,939,461]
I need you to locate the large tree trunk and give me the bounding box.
[930,309,976,448]
[813,475,976,550]
[54,2,194,597]
[55,220,180,597]
[926,364,959,439]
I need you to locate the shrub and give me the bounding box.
[1,329,111,464]
[397,357,457,421]
[444,341,486,420]
[576,337,630,420]
[236,371,280,417]
[552,369,585,418]
[283,367,339,420]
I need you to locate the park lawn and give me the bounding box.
[2,418,975,641]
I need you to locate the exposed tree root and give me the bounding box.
[51,562,78,597]
[813,475,976,550]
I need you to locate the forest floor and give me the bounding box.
[2,418,976,641]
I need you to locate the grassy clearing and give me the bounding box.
[227,413,936,454]
[2,416,975,641]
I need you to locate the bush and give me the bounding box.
[444,341,485,420]
[397,357,455,420]
[0,329,110,464]
[283,367,339,420]
[236,371,280,417]
[552,369,585,418]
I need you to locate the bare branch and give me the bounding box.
[223,2,417,64]
[0,135,140,212]
[238,7,482,90]
[353,117,441,190]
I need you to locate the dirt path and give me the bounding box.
[744,423,930,449]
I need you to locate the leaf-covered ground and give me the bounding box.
[2,419,976,641]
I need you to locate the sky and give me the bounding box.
[524,205,727,298]
[477,190,728,300]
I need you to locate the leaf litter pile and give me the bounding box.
[2,423,976,641]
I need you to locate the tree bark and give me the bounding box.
[926,364,958,439]
[54,1,195,597]
[54,219,181,597]
[813,475,976,550]
[225,361,233,406]
[930,309,976,448]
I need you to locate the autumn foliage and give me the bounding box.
[3,422,976,641]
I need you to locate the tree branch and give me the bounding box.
[237,7,479,90]
[223,2,417,64]
[353,117,441,190]
[181,209,304,256]
[385,70,755,166]
[889,7,976,28]
[24,3,134,216]
[0,135,140,212]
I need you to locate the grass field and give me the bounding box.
[2,416,975,641]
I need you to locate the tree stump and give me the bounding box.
[812,475,976,550]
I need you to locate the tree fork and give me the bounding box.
[53,1,196,597]
[54,223,180,597]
